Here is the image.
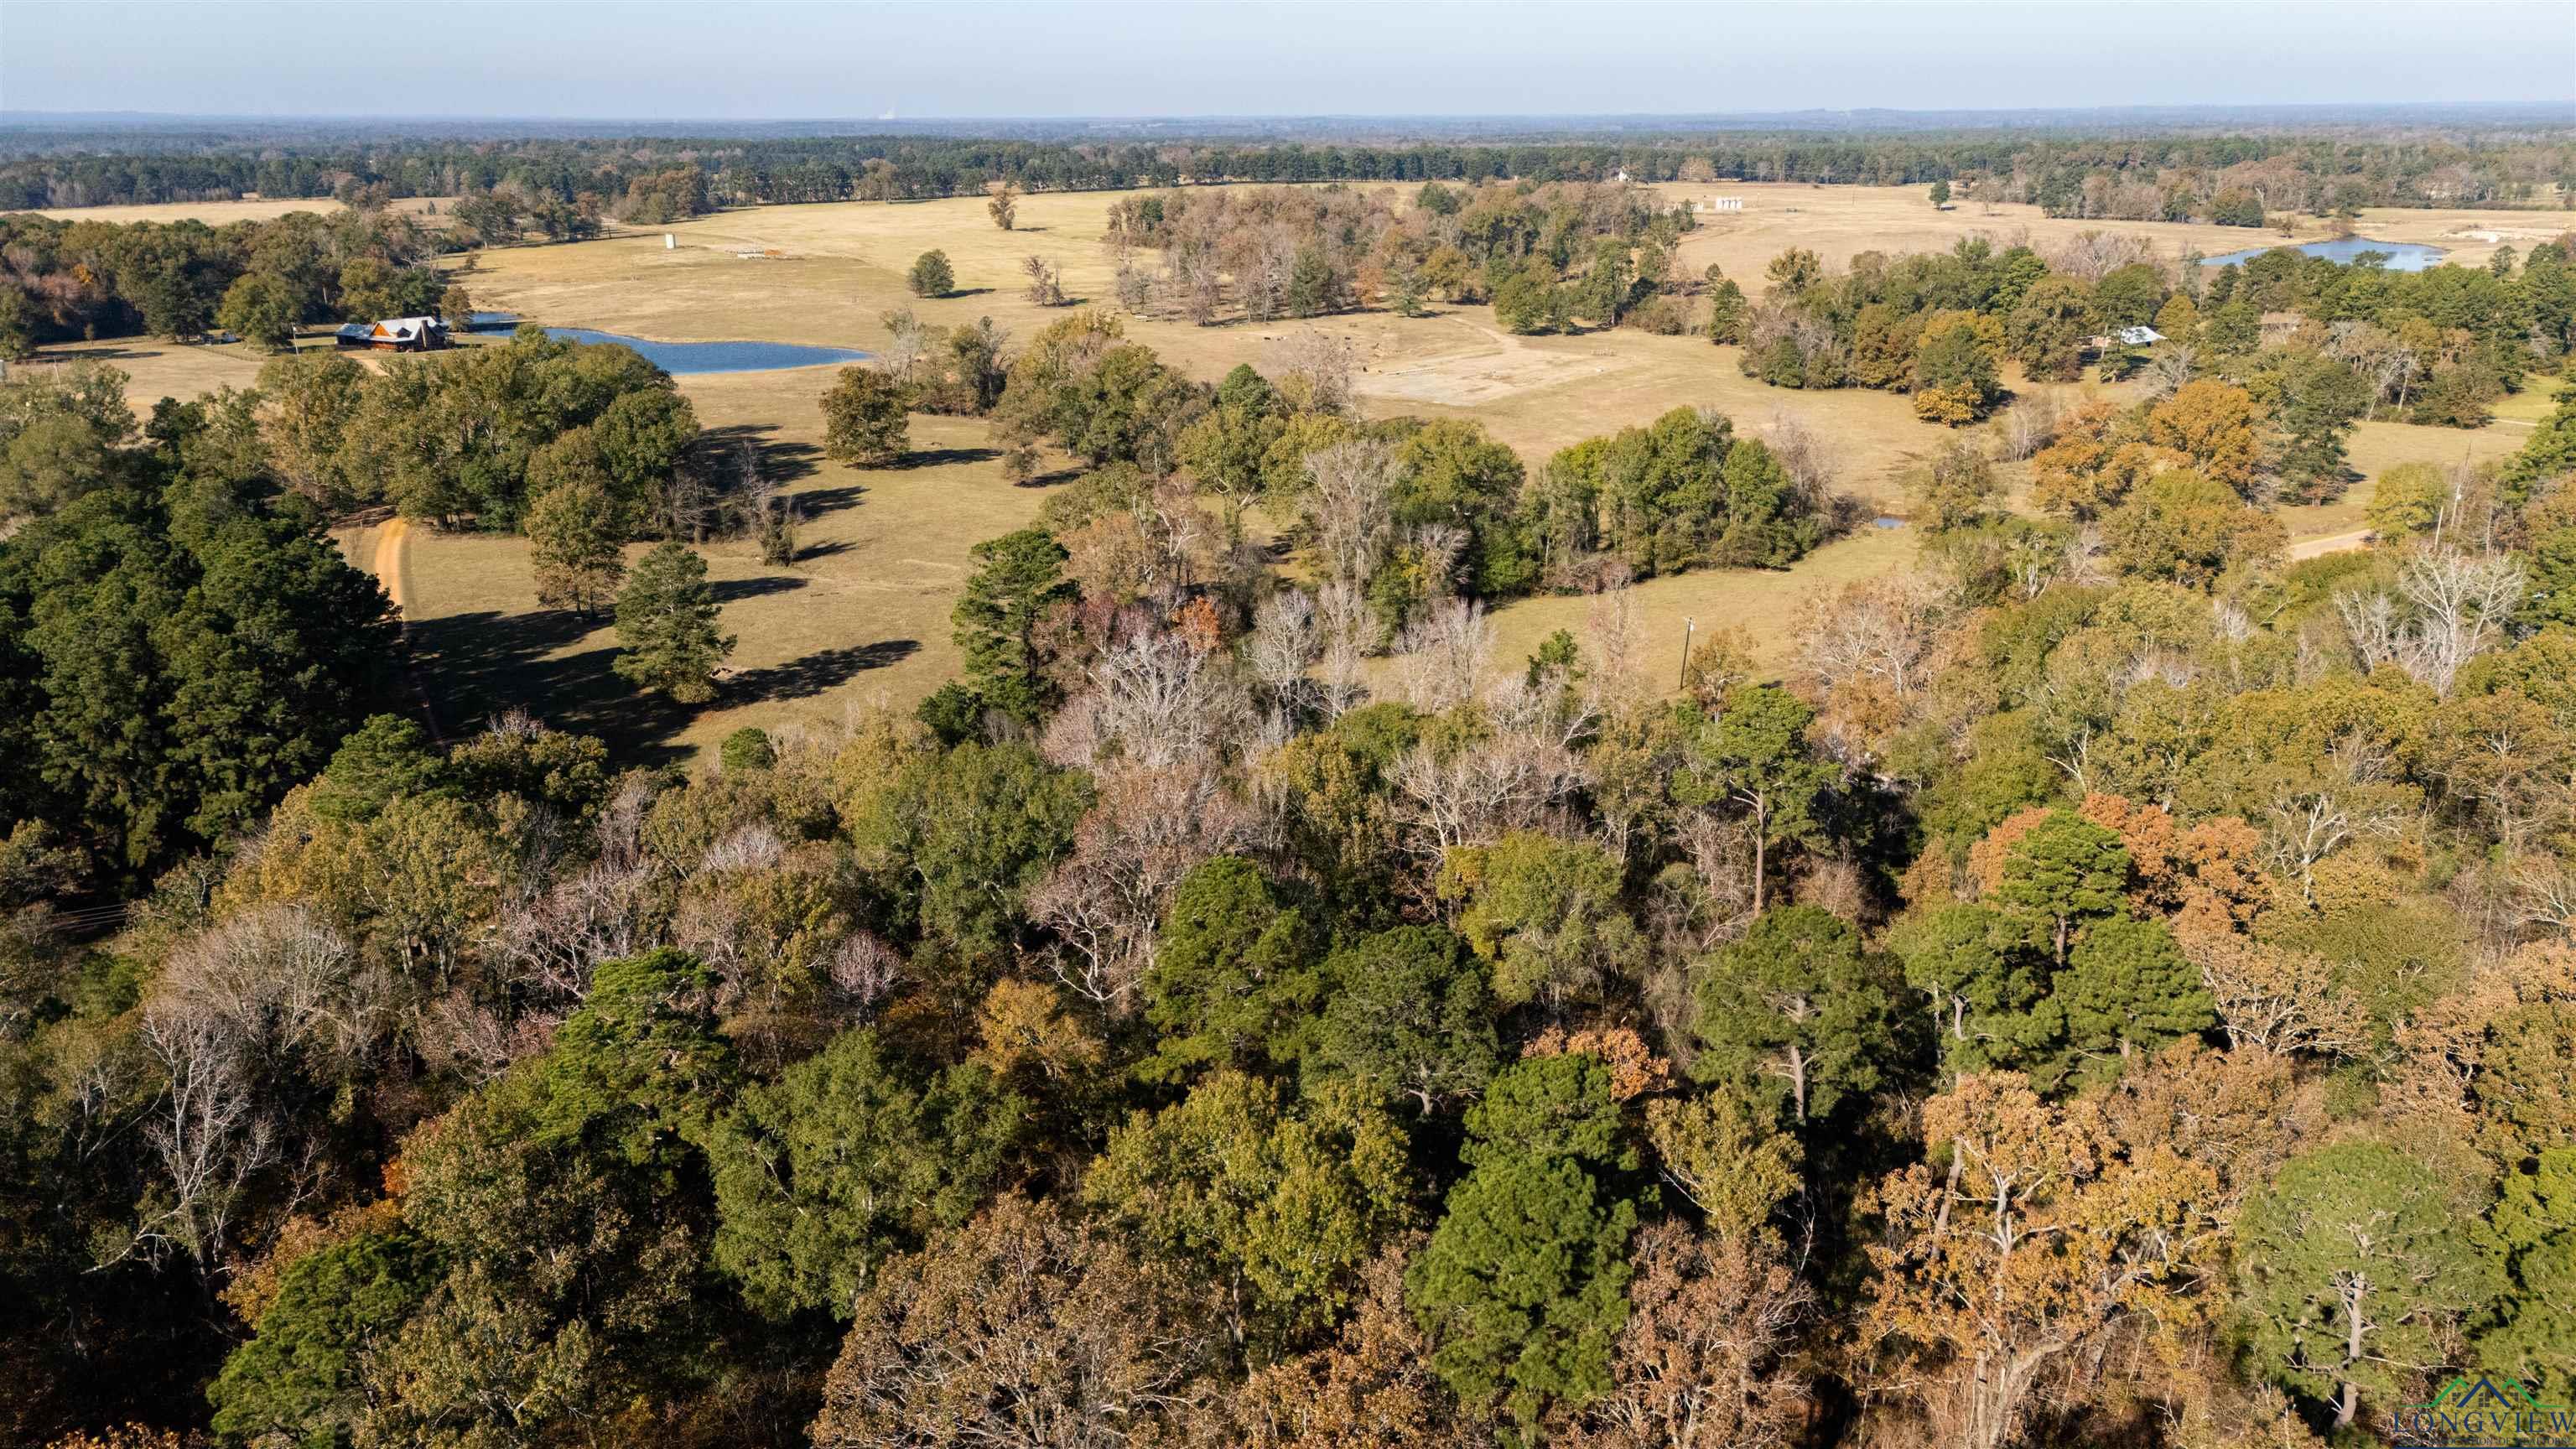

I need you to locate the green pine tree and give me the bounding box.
[611,541,732,704]
[950,527,1074,723]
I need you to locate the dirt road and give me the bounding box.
[363,516,442,741]
[370,516,413,612]
[2288,527,2374,561]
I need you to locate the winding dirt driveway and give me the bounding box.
[364,516,442,741]
[370,515,413,612]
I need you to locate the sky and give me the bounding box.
[4,0,2572,120]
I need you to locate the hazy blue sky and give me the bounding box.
[6,1,2571,119]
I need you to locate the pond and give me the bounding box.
[465,314,870,375]
[2200,236,2448,272]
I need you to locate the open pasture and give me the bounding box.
[1646,180,2557,280]
[29,179,2547,759]
[16,194,455,226]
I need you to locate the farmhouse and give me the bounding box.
[335,315,453,352]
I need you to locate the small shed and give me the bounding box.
[335,316,453,352]
[1696,197,1744,213]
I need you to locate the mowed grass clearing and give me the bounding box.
[379,378,1043,764]
[21,180,2554,759]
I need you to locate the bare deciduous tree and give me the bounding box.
[156,905,387,1066]
[1315,579,1372,718]
[1391,661,1597,872]
[1272,329,1358,416]
[1394,598,1495,715]
[126,1003,275,1269]
[1583,571,1649,704]
[1796,571,1953,710]
[2140,343,2199,400]
[1246,587,1320,731]
[1760,408,1841,516]
[1050,626,1250,774]
[2182,931,2371,1056]
[495,855,660,1005]
[1027,763,1254,1013]
[1306,439,1397,588]
[1559,1222,1814,1449]
[2335,542,2525,696]
[1021,255,1067,307]
[2042,229,2162,283]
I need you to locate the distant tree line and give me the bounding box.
[4,128,2569,214]
[0,207,456,355]
[1725,230,2576,437]
[1104,179,1696,330]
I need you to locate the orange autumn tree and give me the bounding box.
[1858,1072,2226,1449]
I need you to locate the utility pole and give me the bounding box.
[1678,616,1696,691]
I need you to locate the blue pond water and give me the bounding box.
[2201,237,2448,272]
[464,314,869,374]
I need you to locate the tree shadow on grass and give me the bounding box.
[699,423,823,484]
[710,575,809,604]
[409,610,687,768]
[414,603,927,763]
[795,539,855,564]
[887,446,1000,470]
[790,482,870,517]
[725,639,920,703]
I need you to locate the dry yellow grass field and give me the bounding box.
[358,389,1041,763]
[17,195,454,226]
[25,179,2553,759]
[1647,181,2559,279]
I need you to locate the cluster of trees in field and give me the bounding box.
[0,206,458,356]
[0,329,698,533]
[8,319,2576,1449]
[829,308,1841,659]
[6,126,2570,216]
[1724,230,2576,438]
[1102,180,1696,330]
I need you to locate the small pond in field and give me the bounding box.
[465,314,870,374]
[2201,237,2447,272]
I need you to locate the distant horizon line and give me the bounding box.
[7,100,2573,127]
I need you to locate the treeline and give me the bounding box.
[1725,230,2576,439]
[8,336,2576,1449]
[5,127,2570,214]
[0,207,456,356]
[1,329,698,537]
